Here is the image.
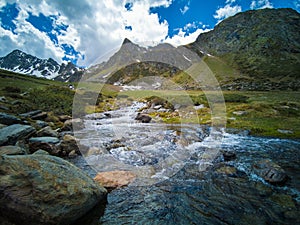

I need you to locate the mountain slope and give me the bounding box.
[0,50,84,82]
[188,8,300,79]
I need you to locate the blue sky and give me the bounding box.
[0,0,299,66]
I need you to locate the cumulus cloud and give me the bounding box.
[180,5,189,15]
[0,0,176,66]
[295,0,300,9]
[165,26,210,46]
[214,4,242,21]
[250,0,273,9]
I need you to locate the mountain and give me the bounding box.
[0,50,84,82]
[85,37,202,89]
[187,8,300,90]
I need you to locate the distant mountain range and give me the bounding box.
[0,8,299,90]
[0,50,84,82]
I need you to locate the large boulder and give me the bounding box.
[0,124,36,146]
[94,170,136,191]
[0,151,107,225]
[253,159,288,184]
[0,113,22,125]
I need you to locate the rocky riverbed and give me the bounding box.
[0,103,299,224]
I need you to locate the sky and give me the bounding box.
[0,0,299,67]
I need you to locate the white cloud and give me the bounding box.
[0,0,174,66]
[250,0,273,9]
[180,5,189,15]
[295,0,300,9]
[165,27,211,46]
[214,4,242,21]
[225,0,236,3]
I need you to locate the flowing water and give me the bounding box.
[71,102,300,225]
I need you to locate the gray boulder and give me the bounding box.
[253,159,288,184]
[19,110,42,119]
[135,113,152,123]
[36,126,59,137]
[0,113,22,125]
[0,152,107,225]
[0,124,36,146]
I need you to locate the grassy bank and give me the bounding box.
[116,89,300,138]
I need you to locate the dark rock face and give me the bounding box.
[0,151,107,225]
[135,113,152,123]
[253,159,288,184]
[0,124,36,146]
[0,113,22,125]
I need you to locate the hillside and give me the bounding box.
[188,8,300,90]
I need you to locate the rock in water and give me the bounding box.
[0,151,107,225]
[0,124,36,146]
[94,170,136,191]
[135,113,152,123]
[253,159,288,184]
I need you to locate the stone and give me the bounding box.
[36,126,59,137]
[222,150,236,161]
[232,111,248,116]
[0,145,27,155]
[0,153,107,225]
[0,96,7,102]
[58,115,72,122]
[277,129,293,134]
[0,124,36,146]
[94,170,136,191]
[153,105,162,110]
[59,134,80,156]
[31,112,48,120]
[135,113,152,123]
[28,137,60,155]
[253,159,288,184]
[35,120,49,129]
[216,165,238,176]
[61,118,85,131]
[0,112,22,125]
[19,110,42,118]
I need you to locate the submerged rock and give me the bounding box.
[0,152,107,225]
[0,124,36,146]
[94,170,136,191]
[253,159,288,184]
[135,113,152,123]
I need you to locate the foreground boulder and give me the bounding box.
[253,159,288,184]
[0,151,107,225]
[0,124,36,146]
[94,170,136,191]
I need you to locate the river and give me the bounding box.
[70,102,300,225]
